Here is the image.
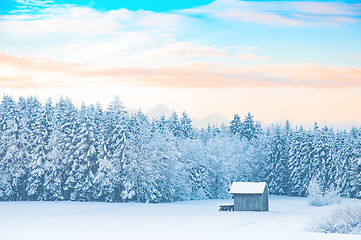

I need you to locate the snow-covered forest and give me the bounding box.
[0,95,360,202]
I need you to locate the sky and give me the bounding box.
[0,0,361,129]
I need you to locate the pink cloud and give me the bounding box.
[1,52,361,90]
[249,64,361,88]
[0,51,80,72]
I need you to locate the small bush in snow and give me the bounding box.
[308,205,361,234]
[307,178,340,206]
[324,185,341,205]
[307,178,324,206]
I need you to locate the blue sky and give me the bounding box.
[0,0,361,128]
[0,0,214,13]
[2,0,361,12]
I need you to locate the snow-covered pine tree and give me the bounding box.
[146,126,182,202]
[168,111,182,138]
[325,127,338,188]
[68,104,97,201]
[93,103,118,202]
[349,127,359,139]
[17,97,37,200]
[230,114,242,136]
[181,139,210,200]
[0,95,19,200]
[205,132,245,199]
[104,96,129,201]
[289,126,312,196]
[333,131,353,197]
[152,115,168,133]
[0,96,30,200]
[350,132,361,198]
[55,97,77,200]
[122,111,159,202]
[240,112,259,141]
[297,129,315,196]
[27,97,48,200]
[42,98,64,200]
[44,129,64,200]
[242,131,268,183]
[283,121,293,154]
[265,125,290,195]
[289,126,303,196]
[180,111,194,139]
[310,124,335,190]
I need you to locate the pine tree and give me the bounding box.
[180,111,194,139]
[230,114,242,136]
[0,96,18,200]
[205,133,244,199]
[265,125,289,195]
[55,97,77,200]
[240,112,259,141]
[122,111,158,202]
[68,104,97,201]
[93,103,117,202]
[289,127,304,196]
[0,96,30,200]
[152,115,168,132]
[27,97,48,200]
[289,126,315,196]
[350,133,361,198]
[168,111,182,138]
[334,131,353,197]
[181,139,210,200]
[310,125,334,190]
[283,121,292,151]
[42,98,64,200]
[103,96,129,201]
[146,127,182,202]
[44,124,64,200]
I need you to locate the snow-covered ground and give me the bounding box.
[0,196,360,240]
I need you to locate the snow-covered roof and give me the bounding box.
[229,182,267,194]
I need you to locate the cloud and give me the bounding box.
[289,2,361,16]
[1,2,360,91]
[15,0,54,6]
[4,0,359,41]
[1,52,360,90]
[0,3,269,70]
[11,0,56,14]
[1,7,124,35]
[0,51,77,88]
[247,64,361,88]
[0,5,188,36]
[181,0,361,26]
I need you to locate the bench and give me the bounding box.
[219,204,234,211]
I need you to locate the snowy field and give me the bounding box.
[1,196,361,240]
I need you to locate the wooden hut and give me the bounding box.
[229,182,269,211]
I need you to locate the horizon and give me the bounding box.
[1,93,359,131]
[1,0,360,129]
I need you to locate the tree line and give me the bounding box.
[0,95,360,202]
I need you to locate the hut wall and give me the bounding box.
[262,187,269,211]
[234,194,263,211]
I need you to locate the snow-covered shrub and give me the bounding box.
[308,205,361,234]
[308,178,324,206]
[324,184,341,205]
[307,178,340,206]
